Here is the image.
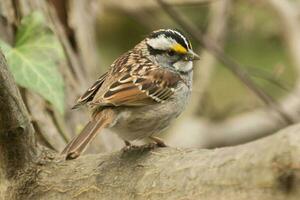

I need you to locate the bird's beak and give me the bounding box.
[184,50,200,61]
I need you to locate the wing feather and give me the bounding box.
[91,67,182,107]
[72,72,108,109]
[73,51,184,109]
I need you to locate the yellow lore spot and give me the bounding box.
[172,43,187,54]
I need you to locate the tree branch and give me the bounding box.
[14,124,300,200]
[0,52,37,180]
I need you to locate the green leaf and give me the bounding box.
[0,11,65,114]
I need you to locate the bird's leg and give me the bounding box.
[122,140,139,152]
[149,136,168,147]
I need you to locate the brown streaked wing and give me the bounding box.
[90,66,182,107]
[72,72,108,109]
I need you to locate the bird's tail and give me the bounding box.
[61,109,115,160]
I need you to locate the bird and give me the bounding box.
[62,29,199,160]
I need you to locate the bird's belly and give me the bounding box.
[110,85,190,141]
[111,109,173,141]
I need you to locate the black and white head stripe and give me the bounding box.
[147,29,192,51]
[167,29,191,49]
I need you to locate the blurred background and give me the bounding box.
[1,0,299,153]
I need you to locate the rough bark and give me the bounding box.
[0,52,37,195]
[7,125,300,200]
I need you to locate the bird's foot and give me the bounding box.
[122,140,140,152]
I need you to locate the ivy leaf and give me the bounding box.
[0,12,65,114]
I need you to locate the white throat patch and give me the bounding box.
[173,61,193,73]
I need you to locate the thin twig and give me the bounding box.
[247,67,291,91]
[156,0,294,125]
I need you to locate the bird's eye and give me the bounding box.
[167,50,176,56]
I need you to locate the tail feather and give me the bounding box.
[61,110,114,160]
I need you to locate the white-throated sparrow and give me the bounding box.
[62,29,199,159]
